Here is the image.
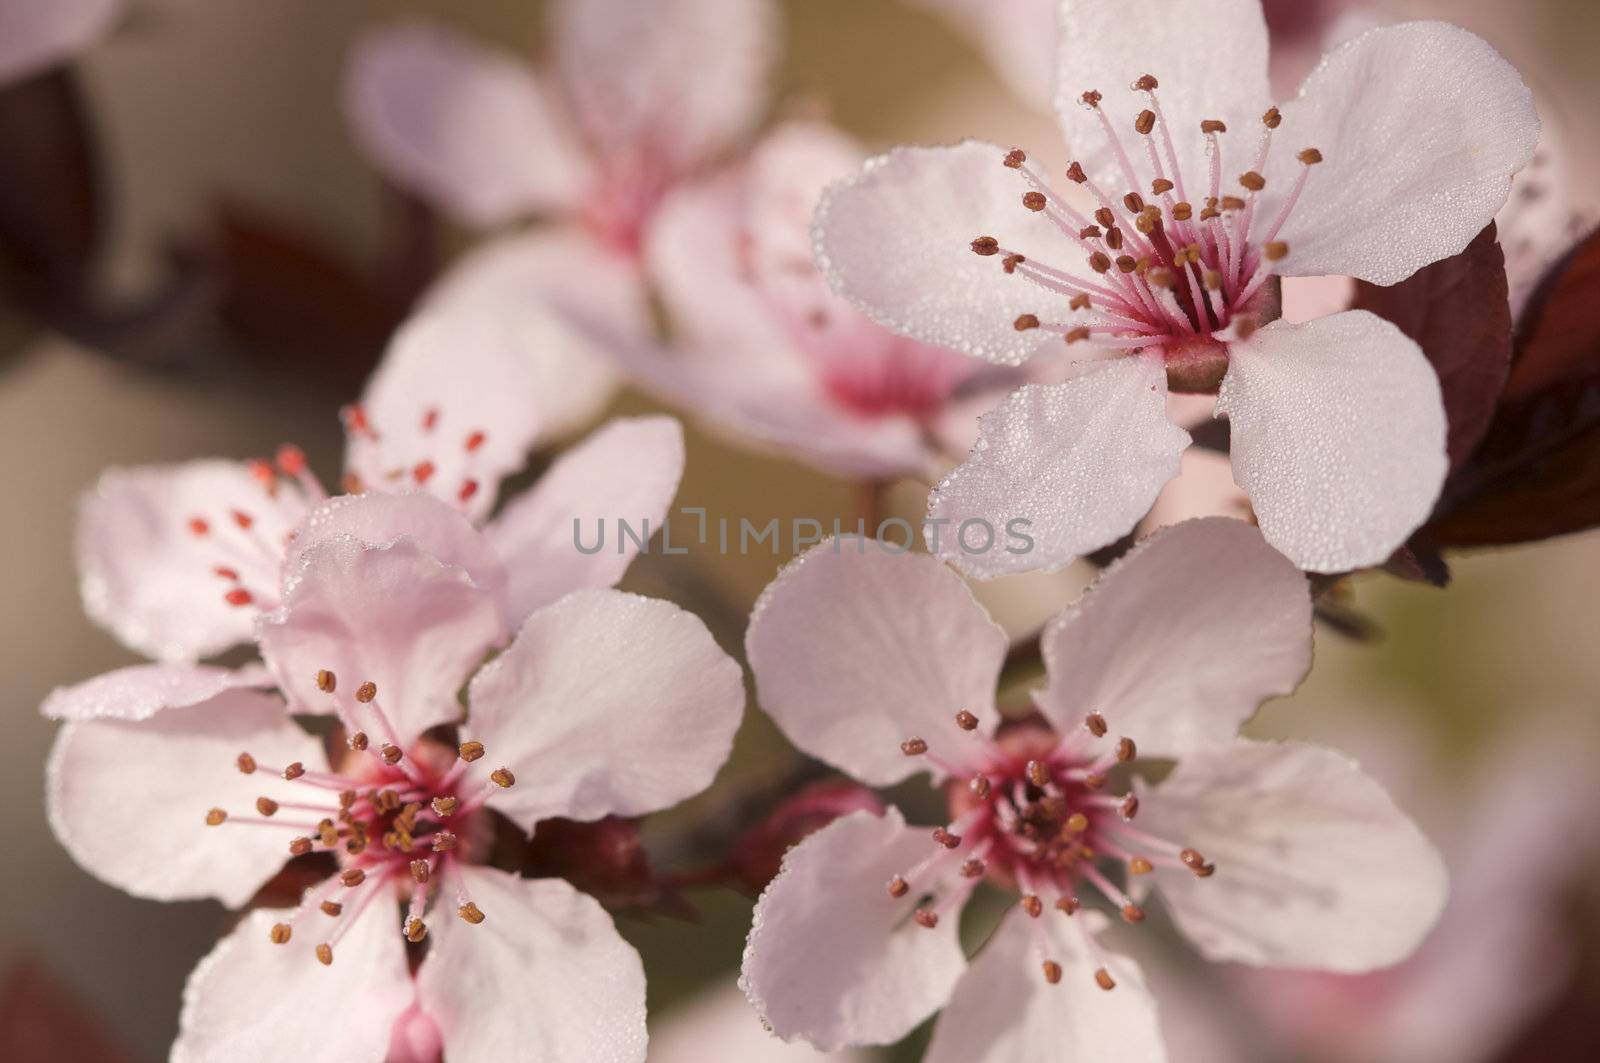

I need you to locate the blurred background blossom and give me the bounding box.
[3,1,1599,1060]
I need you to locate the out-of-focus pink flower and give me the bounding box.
[74,309,684,662]
[46,500,747,1062]
[739,518,1447,1058]
[618,121,1018,479]
[0,0,120,85]
[816,0,1538,577]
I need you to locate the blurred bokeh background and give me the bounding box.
[3,1,1599,1060]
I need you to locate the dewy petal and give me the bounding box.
[1218,311,1448,572]
[741,809,967,1051]
[1052,0,1268,183]
[41,662,273,722]
[423,228,639,445]
[0,0,120,84]
[259,536,505,744]
[552,0,777,176]
[464,589,743,830]
[47,689,324,907]
[342,21,589,227]
[1036,517,1311,757]
[812,139,1085,366]
[1270,21,1539,285]
[76,460,310,662]
[925,910,1166,1063]
[1140,739,1449,972]
[172,905,411,1063]
[746,541,1008,788]
[928,359,1190,579]
[417,867,647,1063]
[486,416,684,624]
[346,309,548,523]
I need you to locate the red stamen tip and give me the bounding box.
[224,588,254,607]
[464,430,486,453]
[274,444,308,476]
[412,461,436,485]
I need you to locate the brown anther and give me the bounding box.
[1115,255,1137,273]
[1083,773,1108,791]
[269,923,292,945]
[339,790,356,809]
[1026,760,1049,787]
[1116,737,1137,762]
[490,767,516,788]
[1234,315,1261,341]
[1084,713,1108,737]
[1200,119,1227,134]
[316,944,333,966]
[319,820,340,848]
[410,859,431,884]
[1002,253,1025,274]
[320,901,342,917]
[289,837,313,856]
[1078,225,1102,240]
[348,731,369,752]
[458,902,486,925]
[282,762,305,781]
[1090,208,1112,230]
[1239,171,1266,192]
[970,775,992,799]
[205,808,227,826]
[971,236,1000,257]
[236,752,256,774]
[1194,862,1217,877]
[432,832,458,853]
[1123,192,1145,213]
[431,796,459,817]
[458,741,485,763]
[1014,314,1040,332]
[1056,896,1081,915]
[341,868,365,887]
[932,828,961,850]
[355,682,377,704]
[1095,967,1116,991]
[1172,201,1193,221]
[1200,204,1221,221]
[1066,161,1088,184]
[887,876,910,899]
[1147,267,1173,289]
[1106,227,1125,250]
[1134,213,1156,236]
[1065,812,1089,834]
[1022,190,1047,211]
[900,738,928,757]
[1221,195,1246,211]
[1121,904,1146,924]
[1134,109,1156,135]
[1204,269,1224,289]
[1263,105,1282,129]
[1151,177,1174,196]
[1021,894,1043,918]
[1129,856,1154,876]
[1069,293,1091,311]
[1264,241,1289,261]
[961,858,986,878]
[1003,148,1027,169]
[914,909,939,929]
[255,797,279,817]
[1298,147,1324,165]
[380,745,403,766]
[1080,89,1103,108]
[1042,960,1064,984]
[954,709,979,731]
[315,669,336,694]
[1119,795,1140,819]
[1088,252,1112,274]
[1133,74,1159,91]
[406,918,428,943]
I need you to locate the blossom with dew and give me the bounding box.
[46,499,746,1062]
[740,518,1447,1058]
[74,307,684,662]
[622,120,1020,480]
[813,0,1539,576]
[0,0,120,85]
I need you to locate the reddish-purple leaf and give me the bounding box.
[1505,225,1600,401]
[0,957,136,1063]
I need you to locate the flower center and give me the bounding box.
[341,402,489,507]
[204,672,515,964]
[974,73,1323,392]
[889,711,1213,989]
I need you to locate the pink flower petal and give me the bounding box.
[1036,518,1311,758]
[747,541,1009,788]
[741,809,967,1051]
[47,689,323,907]
[465,589,743,829]
[259,536,505,744]
[1218,311,1448,572]
[925,911,1165,1063]
[41,662,273,722]
[0,0,120,85]
[928,359,1190,578]
[172,905,410,1063]
[1140,739,1448,971]
[1270,22,1539,285]
[416,867,646,1063]
[76,460,311,662]
[342,21,588,227]
[487,416,684,623]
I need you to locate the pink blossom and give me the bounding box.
[0,0,120,84]
[75,309,684,662]
[739,518,1447,1057]
[814,0,1539,576]
[46,502,747,1062]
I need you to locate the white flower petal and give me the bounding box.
[746,541,1008,788]
[1218,311,1447,572]
[465,590,743,829]
[813,139,1085,365]
[342,21,588,226]
[1141,739,1449,971]
[417,867,647,1063]
[741,809,967,1051]
[1036,517,1310,757]
[47,689,323,907]
[1271,22,1539,285]
[929,359,1190,578]
[172,905,410,1063]
[0,0,120,84]
[41,662,272,722]
[926,910,1166,1063]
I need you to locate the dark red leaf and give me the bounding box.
[0,957,136,1063]
[1505,225,1600,401]
[1352,223,1512,470]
